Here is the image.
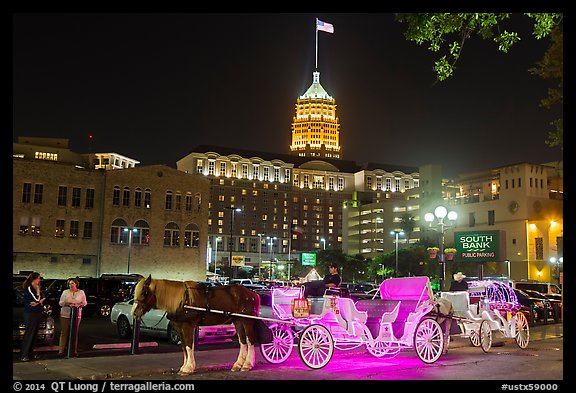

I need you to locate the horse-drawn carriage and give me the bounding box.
[261,276,450,368]
[131,275,529,375]
[439,279,530,352]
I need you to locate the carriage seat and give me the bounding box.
[440,291,483,321]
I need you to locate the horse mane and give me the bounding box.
[135,277,186,315]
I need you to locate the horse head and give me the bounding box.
[131,275,156,320]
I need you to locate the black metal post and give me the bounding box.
[65,307,78,358]
[131,318,141,354]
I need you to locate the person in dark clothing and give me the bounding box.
[303,263,342,297]
[20,272,46,362]
[449,272,469,291]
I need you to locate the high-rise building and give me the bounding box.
[290,72,341,159]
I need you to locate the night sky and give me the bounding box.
[12,13,563,177]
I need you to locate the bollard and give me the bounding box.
[131,318,141,355]
[65,306,79,358]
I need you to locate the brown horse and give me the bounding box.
[131,275,261,375]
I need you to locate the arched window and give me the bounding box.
[164,222,180,247]
[133,219,150,245]
[110,218,128,244]
[184,223,200,248]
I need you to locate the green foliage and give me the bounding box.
[396,12,563,148]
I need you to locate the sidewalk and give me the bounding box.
[13,323,563,380]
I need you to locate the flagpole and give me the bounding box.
[315,18,318,69]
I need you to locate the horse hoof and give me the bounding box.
[231,365,242,372]
[241,367,252,372]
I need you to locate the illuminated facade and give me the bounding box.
[290,72,341,159]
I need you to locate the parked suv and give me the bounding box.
[44,277,125,318]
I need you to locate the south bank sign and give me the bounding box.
[454,230,506,261]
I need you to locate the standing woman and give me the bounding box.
[58,278,87,357]
[20,272,46,362]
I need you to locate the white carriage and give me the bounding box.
[439,280,530,352]
[260,276,448,369]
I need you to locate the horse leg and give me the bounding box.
[240,321,257,371]
[231,322,248,372]
[176,323,197,375]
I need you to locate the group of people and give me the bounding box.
[20,272,87,362]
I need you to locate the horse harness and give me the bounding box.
[181,282,233,324]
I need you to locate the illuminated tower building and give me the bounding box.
[290,71,341,159]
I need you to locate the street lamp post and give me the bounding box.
[424,205,458,291]
[214,236,221,276]
[225,207,241,279]
[258,233,265,279]
[390,230,405,277]
[267,236,277,279]
[124,227,138,274]
[320,237,326,250]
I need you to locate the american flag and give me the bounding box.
[316,18,334,34]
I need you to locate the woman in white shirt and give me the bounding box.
[58,278,87,357]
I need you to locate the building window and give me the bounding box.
[82,258,91,265]
[113,186,120,206]
[338,177,344,191]
[488,210,495,226]
[253,165,259,180]
[242,164,249,179]
[185,194,193,211]
[231,163,238,178]
[518,178,522,188]
[110,218,128,244]
[208,160,215,175]
[385,178,391,191]
[285,169,291,183]
[164,222,180,246]
[72,187,81,207]
[274,167,280,182]
[196,159,203,174]
[123,187,130,206]
[19,216,29,235]
[366,176,372,189]
[133,220,150,245]
[58,186,67,206]
[22,183,32,203]
[175,193,181,210]
[30,216,41,235]
[83,221,93,239]
[134,188,142,207]
[263,167,269,181]
[55,220,65,237]
[220,162,227,176]
[184,223,200,247]
[69,220,79,238]
[165,191,173,210]
[85,188,95,209]
[144,189,152,208]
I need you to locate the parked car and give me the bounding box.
[513,288,551,325]
[110,298,236,345]
[13,286,55,346]
[44,277,126,318]
[522,289,561,322]
[513,281,561,297]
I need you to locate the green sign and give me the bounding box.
[454,230,505,261]
[301,252,317,266]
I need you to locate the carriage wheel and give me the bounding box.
[414,318,444,364]
[298,324,334,369]
[469,328,481,347]
[366,341,401,358]
[479,320,492,353]
[259,324,295,364]
[514,312,530,349]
